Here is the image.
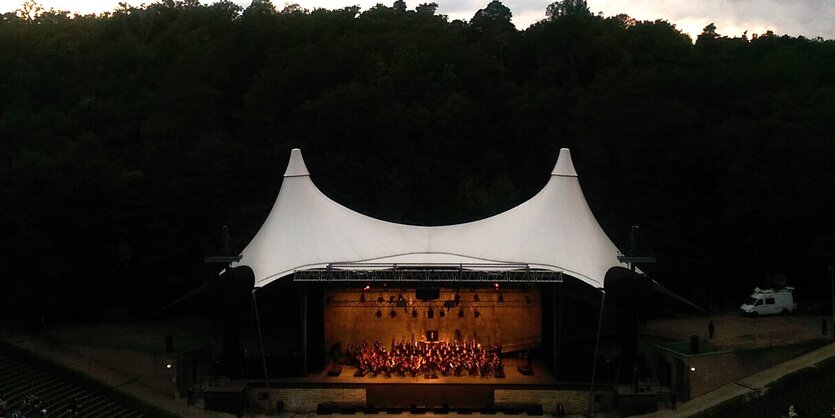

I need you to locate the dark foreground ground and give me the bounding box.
[1,312,834,417]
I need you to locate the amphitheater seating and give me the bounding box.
[0,350,145,418]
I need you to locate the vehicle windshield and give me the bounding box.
[746,297,758,305]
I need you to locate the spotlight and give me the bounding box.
[412,308,418,318]
[494,282,500,289]
[498,293,504,303]
[363,285,370,291]
[166,363,172,369]
[375,309,382,318]
[690,367,696,372]
[389,309,397,317]
[474,310,481,318]
[458,309,464,318]
[428,307,434,319]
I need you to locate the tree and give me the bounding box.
[470,0,514,34]
[546,0,590,19]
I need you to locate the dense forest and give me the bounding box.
[1,0,833,322]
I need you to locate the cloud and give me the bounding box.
[589,0,835,39]
[0,0,831,40]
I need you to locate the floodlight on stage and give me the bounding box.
[363,285,370,291]
[494,282,500,289]
[375,309,382,318]
[412,308,418,318]
[458,308,464,318]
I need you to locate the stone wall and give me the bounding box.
[263,388,366,412]
[495,389,593,415]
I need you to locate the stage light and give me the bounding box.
[363,285,370,291]
[690,367,696,372]
[389,309,397,317]
[494,282,500,289]
[375,309,382,318]
[166,364,172,369]
[428,307,434,319]
[498,293,504,303]
[458,309,464,318]
[474,310,481,318]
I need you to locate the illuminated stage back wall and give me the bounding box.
[323,288,541,349]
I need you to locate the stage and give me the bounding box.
[243,358,599,414]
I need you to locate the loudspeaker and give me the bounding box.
[416,288,440,300]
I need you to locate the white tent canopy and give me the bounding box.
[233,148,628,289]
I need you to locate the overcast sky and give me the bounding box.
[1,0,832,40]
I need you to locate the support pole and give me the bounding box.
[587,289,606,417]
[829,266,834,340]
[552,284,558,373]
[252,289,272,413]
[301,285,309,376]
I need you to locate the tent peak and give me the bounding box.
[284,148,310,177]
[552,148,577,177]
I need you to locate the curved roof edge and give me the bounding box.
[234,148,626,290]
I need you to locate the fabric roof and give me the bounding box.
[233,148,627,289]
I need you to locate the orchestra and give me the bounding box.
[347,338,504,378]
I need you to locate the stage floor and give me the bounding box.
[268,358,559,387]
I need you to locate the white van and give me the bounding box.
[740,287,797,316]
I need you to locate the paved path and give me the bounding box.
[636,340,835,417]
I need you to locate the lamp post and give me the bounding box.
[829,266,834,340]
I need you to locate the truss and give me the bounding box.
[292,263,564,283]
